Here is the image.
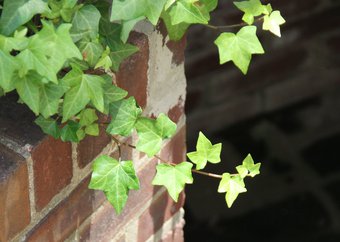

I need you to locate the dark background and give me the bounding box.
[183,0,340,241]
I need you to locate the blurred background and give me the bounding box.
[183,0,340,241]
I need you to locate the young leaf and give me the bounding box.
[161,10,189,41]
[262,10,285,37]
[0,0,51,36]
[106,97,142,136]
[135,114,177,157]
[233,0,266,25]
[152,162,193,202]
[89,155,140,214]
[35,116,61,139]
[214,26,264,74]
[242,154,261,177]
[85,123,99,136]
[78,108,98,127]
[187,132,222,170]
[218,173,247,208]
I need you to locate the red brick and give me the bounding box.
[77,126,111,168]
[116,32,149,108]
[167,99,185,124]
[166,37,187,65]
[26,176,105,242]
[161,221,185,242]
[0,144,30,241]
[31,137,73,211]
[137,192,185,242]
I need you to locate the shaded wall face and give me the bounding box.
[184,0,340,241]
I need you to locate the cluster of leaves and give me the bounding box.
[0,0,281,215]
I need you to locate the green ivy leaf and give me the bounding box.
[89,155,140,214]
[263,10,285,37]
[161,9,189,41]
[0,29,29,52]
[108,40,139,72]
[121,16,145,43]
[187,132,222,170]
[201,0,218,12]
[60,120,81,142]
[218,173,247,208]
[152,162,193,202]
[78,39,104,67]
[103,81,128,114]
[242,154,261,177]
[169,0,210,25]
[77,108,98,126]
[95,47,112,71]
[0,49,18,92]
[70,4,101,42]
[106,97,142,136]
[110,0,167,26]
[62,67,106,122]
[35,116,61,139]
[214,26,264,74]
[14,71,41,115]
[85,123,99,136]
[39,82,68,118]
[135,113,177,157]
[0,0,51,36]
[234,0,266,25]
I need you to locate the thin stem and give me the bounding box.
[112,136,122,162]
[204,16,265,31]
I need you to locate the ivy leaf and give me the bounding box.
[0,0,51,36]
[161,9,189,41]
[70,4,101,42]
[103,80,128,114]
[214,26,264,74]
[106,97,142,136]
[0,29,29,52]
[135,114,177,157]
[201,0,218,12]
[78,108,98,127]
[169,0,210,25]
[62,67,105,122]
[89,155,140,214]
[35,116,60,139]
[242,154,261,177]
[108,40,139,72]
[60,120,81,142]
[95,47,112,71]
[78,39,104,67]
[39,82,68,118]
[0,49,18,92]
[14,71,41,115]
[233,0,266,25]
[110,0,167,26]
[85,123,99,136]
[218,173,247,208]
[152,162,193,202]
[121,16,145,43]
[263,10,285,37]
[187,132,222,170]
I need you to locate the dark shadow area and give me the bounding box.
[184,0,340,241]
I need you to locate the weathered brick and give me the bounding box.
[77,126,111,168]
[137,192,185,242]
[31,137,73,211]
[26,176,105,242]
[167,100,185,124]
[116,32,149,108]
[161,221,185,242]
[0,144,30,241]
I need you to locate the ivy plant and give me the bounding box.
[0,0,285,214]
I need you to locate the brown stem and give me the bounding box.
[204,16,265,31]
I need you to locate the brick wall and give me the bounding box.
[0,22,187,242]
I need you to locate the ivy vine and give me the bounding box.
[0,0,285,214]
